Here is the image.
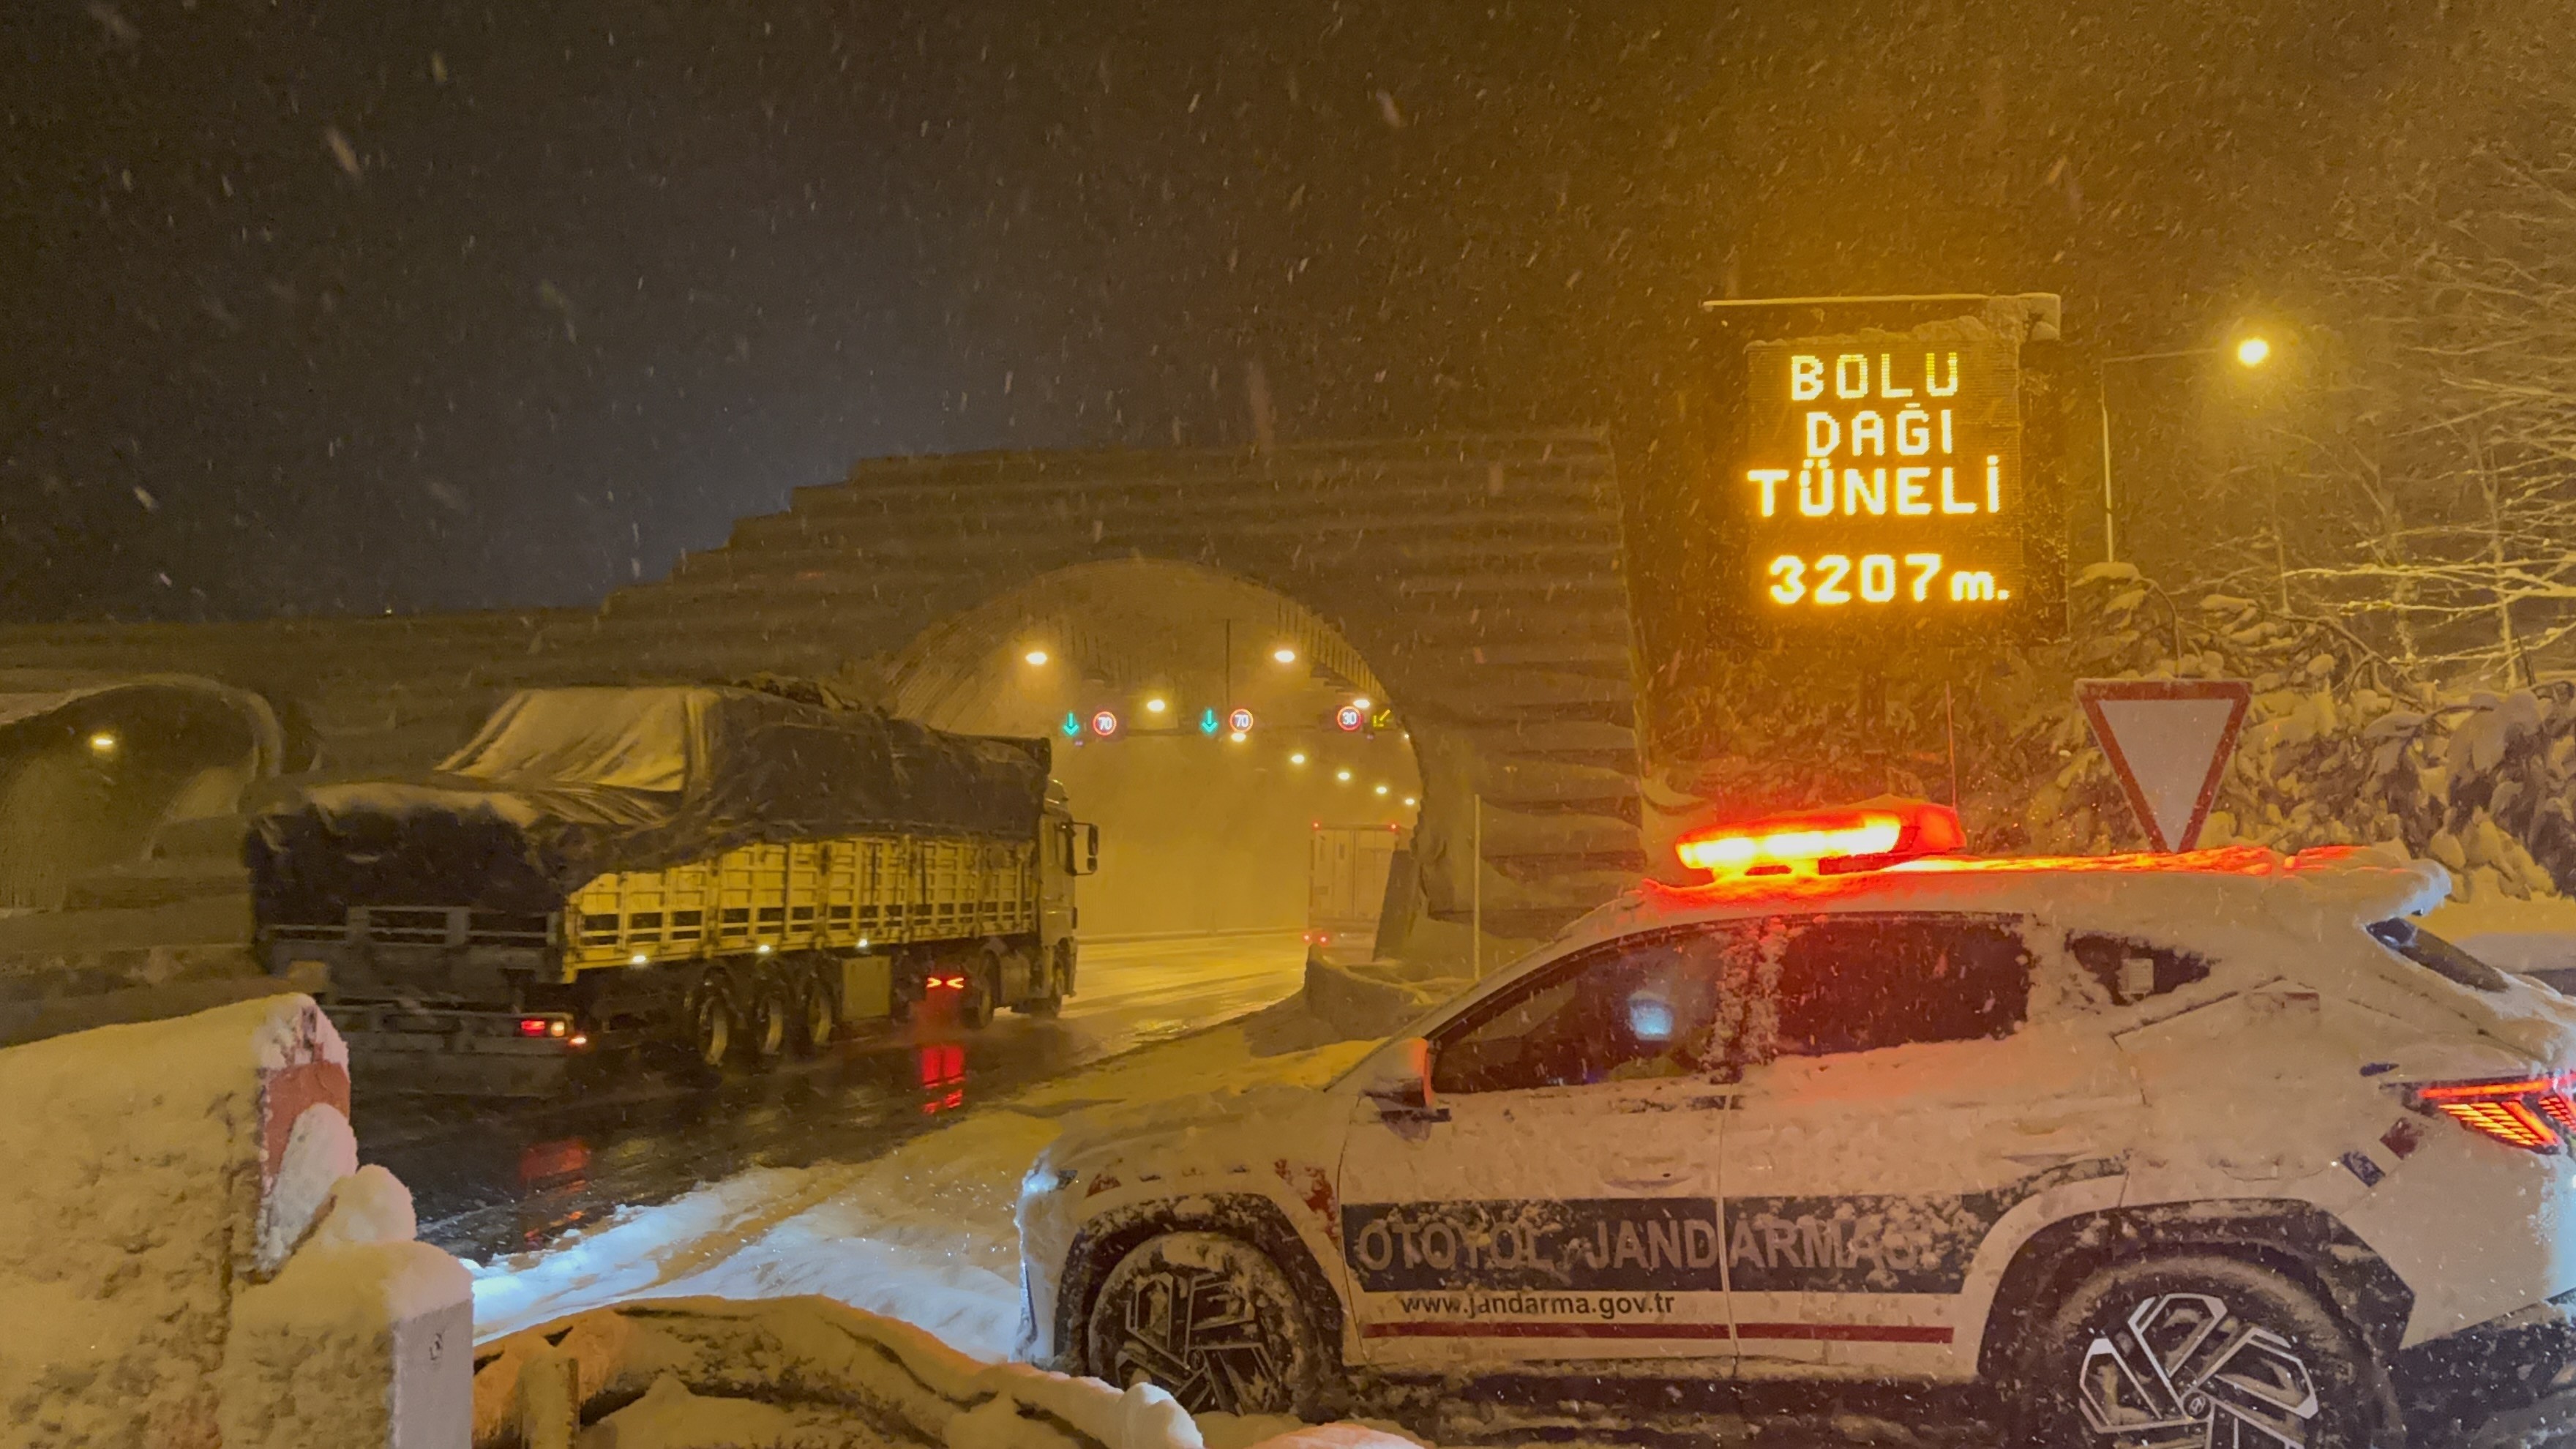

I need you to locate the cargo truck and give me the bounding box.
[1306,822,1401,963]
[247,681,1096,1094]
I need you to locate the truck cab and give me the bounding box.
[1038,781,1097,1002]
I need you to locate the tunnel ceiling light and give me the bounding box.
[1352,697,1373,711]
[1273,646,1298,664]
[2234,335,2272,368]
[1404,795,1418,807]
[1023,648,1050,666]
[1374,784,1390,795]
[1336,768,1353,782]
[1145,697,1168,714]
[1289,752,1308,765]
[1229,730,1247,743]
[86,731,118,757]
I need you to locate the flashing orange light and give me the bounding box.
[1674,801,1964,879]
[2416,1071,2576,1153]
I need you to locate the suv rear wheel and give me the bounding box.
[1085,1231,1329,1419]
[2010,1252,2382,1449]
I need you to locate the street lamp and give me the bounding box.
[2097,334,2274,562]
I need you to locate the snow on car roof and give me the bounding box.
[1556,844,2451,962]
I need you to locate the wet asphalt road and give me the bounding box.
[362,931,1308,1259]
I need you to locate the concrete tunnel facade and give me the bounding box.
[0,434,1649,946]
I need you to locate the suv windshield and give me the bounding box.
[2367,918,2508,993]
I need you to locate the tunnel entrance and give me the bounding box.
[884,561,1422,943]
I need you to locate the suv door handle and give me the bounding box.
[1379,1106,1450,1126]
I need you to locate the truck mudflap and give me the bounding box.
[323,1003,595,1098]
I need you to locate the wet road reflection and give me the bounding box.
[365,931,1306,1259]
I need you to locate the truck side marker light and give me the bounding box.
[568,1033,589,1049]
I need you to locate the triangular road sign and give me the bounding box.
[2075,679,2253,852]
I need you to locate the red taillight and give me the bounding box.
[2417,1071,2576,1153]
[518,1018,549,1038]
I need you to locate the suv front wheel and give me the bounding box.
[2010,1252,2384,1449]
[1085,1231,1330,1418]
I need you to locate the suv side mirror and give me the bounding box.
[1360,1036,1437,1114]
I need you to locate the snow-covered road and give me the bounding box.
[367,930,1310,1260]
[465,993,1375,1352]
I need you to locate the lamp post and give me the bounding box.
[2097,336,2272,564]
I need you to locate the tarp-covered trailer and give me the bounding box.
[247,682,1096,1094]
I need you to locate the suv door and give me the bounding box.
[1717,913,2143,1377]
[1336,925,1740,1368]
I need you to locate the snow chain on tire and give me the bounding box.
[1085,1230,1328,1419]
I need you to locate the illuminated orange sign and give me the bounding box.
[1736,333,2028,634]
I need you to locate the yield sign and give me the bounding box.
[2075,679,2253,852]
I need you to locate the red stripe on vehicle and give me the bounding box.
[1364,1322,1733,1340]
[1362,1321,1951,1344]
[1736,1321,1953,1344]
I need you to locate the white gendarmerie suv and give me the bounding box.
[1016,802,2576,1447]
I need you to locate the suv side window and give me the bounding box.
[1430,926,1734,1095]
[2064,933,2213,1006]
[1762,915,2031,1060]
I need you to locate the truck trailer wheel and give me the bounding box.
[746,969,793,1066]
[958,959,997,1030]
[690,988,735,1072]
[1015,942,1068,1017]
[794,964,838,1055]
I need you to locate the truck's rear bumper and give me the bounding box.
[323,1003,591,1098]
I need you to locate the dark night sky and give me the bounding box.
[0,0,2482,623]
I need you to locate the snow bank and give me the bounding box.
[2428,891,2576,981]
[471,1296,1418,1449]
[0,994,470,1446]
[1298,956,1464,1041]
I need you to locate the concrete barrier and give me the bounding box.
[0,994,469,1446]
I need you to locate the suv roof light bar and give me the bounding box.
[1675,799,1965,880]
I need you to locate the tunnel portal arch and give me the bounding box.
[599,434,1646,940]
[0,673,283,910]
